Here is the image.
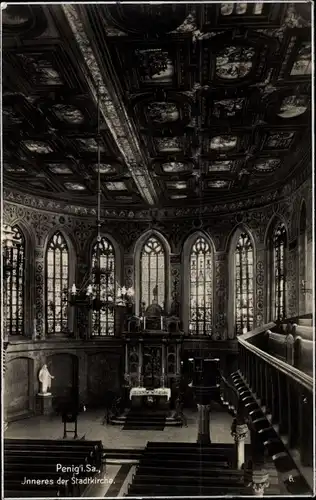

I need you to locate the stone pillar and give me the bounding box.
[214,253,228,339]
[231,420,248,469]
[197,404,211,445]
[3,342,9,431]
[287,246,298,318]
[255,247,265,326]
[161,343,165,386]
[34,247,45,339]
[125,343,129,378]
[245,468,270,496]
[138,342,143,386]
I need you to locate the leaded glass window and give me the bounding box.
[91,237,115,336]
[189,237,213,335]
[5,226,25,335]
[273,222,287,320]
[140,236,165,309]
[220,2,264,16]
[235,233,254,334]
[46,232,69,334]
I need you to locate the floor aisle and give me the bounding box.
[5,408,283,496]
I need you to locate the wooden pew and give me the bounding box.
[293,324,313,341]
[143,451,229,462]
[138,457,230,468]
[128,484,249,496]
[4,439,103,497]
[136,465,243,477]
[132,474,245,486]
[294,336,313,375]
[4,438,103,469]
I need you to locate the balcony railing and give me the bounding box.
[236,327,313,492]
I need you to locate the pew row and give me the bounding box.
[4,439,103,498]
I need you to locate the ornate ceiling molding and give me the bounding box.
[4,164,311,221]
[61,4,158,206]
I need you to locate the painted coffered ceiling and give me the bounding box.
[2,3,312,208]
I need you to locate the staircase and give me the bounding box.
[102,448,143,464]
[111,408,182,429]
[126,442,251,496]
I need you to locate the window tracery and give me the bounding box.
[46,232,69,334]
[234,233,254,334]
[91,237,115,336]
[189,237,213,335]
[140,236,166,310]
[5,225,25,336]
[273,222,287,320]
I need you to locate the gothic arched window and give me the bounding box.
[189,237,213,335]
[91,237,115,336]
[46,232,69,334]
[273,222,287,320]
[234,233,254,334]
[140,236,166,309]
[5,226,25,335]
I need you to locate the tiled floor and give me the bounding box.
[6,407,248,447]
[5,408,283,496]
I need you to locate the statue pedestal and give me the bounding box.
[37,393,53,416]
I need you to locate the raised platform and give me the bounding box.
[110,408,182,428]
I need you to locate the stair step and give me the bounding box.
[123,418,166,422]
[103,449,143,457]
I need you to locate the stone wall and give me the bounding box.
[5,340,123,421]
[3,174,312,420]
[3,176,312,339]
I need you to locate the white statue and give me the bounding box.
[38,364,54,395]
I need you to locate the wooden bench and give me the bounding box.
[293,324,313,341]
[143,451,229,462]
[137,465,243,477]
[4,439,103,497]
[5,439,103,468]
[294,336,313,375]
[132,474,245,486]
[138,457,230,468]
[265,331,295,364]
[128,484,249,496]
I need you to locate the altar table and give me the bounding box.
[129,387,171,400]
[129,387,171,409]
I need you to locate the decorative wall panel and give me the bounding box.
[34,247,45,339]
[214,254,228,339]
[256,256,265,326]
[287,248,297,317]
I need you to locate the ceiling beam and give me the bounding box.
[60,4,158,206]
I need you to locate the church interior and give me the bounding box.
[2,2,314,498]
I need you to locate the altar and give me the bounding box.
[122,296,184,407]
[129,387,171,409]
